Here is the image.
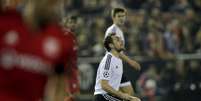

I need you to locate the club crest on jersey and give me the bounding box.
[4,31,19,46]
[43,37,60,59]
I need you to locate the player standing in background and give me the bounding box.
[63,15,78,32]
[94,34,140,101]
[105,7,141,96]
[0,0,77,101]
[63,15,80,101]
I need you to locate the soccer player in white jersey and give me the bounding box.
[94,34,140,101]
[105,7,141,96]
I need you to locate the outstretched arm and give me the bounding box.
[119,52,141,71]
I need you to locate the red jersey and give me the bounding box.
[0,11,76,101]
[0,10,30,101]
[63,28,80,94]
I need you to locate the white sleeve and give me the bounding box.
[99,54,114,80]
[105,27,116,39]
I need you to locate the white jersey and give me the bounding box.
[105,24,125,46]
[94,52,123,95]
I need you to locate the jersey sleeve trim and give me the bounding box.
[104,54,112,70]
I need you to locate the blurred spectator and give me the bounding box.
[137,64,160,101]
[159,61,176,101]
[91,17,105,56]
[189,0,201,14]
[160,0,175,11]
[195,27,201,53]
[171,0,191,14]
[182,8,201,53]
[187,60,201,84]
[163,18,186,55]
[142,0,161,13]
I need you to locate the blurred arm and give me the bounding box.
[119,52,141,71]
[119,85,134,96]
[43,74,66,101]
[101,80,133,100]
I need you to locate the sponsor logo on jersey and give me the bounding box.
[43,37,60,59]
[4,31,19,46]
[0,50,53,74]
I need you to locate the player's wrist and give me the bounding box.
[123,94,133,101]
[119,92,130,100]
[118,92,125,99]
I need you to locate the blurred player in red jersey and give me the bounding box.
[63,15,80,101]
[0,1,32,100]
[0,0,77,101]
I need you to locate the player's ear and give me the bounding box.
[109,43,114,49]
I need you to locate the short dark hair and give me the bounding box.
[111,7,126,17]
[63,15,78,27]
[64,15,78,24]
[68,15,78,22]
[104,34,115,51]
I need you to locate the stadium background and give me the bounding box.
[6,0,201,101]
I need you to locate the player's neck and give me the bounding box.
[110,50,120,58]
[113,23,123,29]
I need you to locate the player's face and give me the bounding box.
[111,36,124,52]
[113,12,126,26]
[66,19,77,31]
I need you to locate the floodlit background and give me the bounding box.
[2,0,201,101]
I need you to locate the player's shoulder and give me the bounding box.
[100,52,119,69]
[103,52,116,62]
[105,24,121,37]
[106,24,117,32]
